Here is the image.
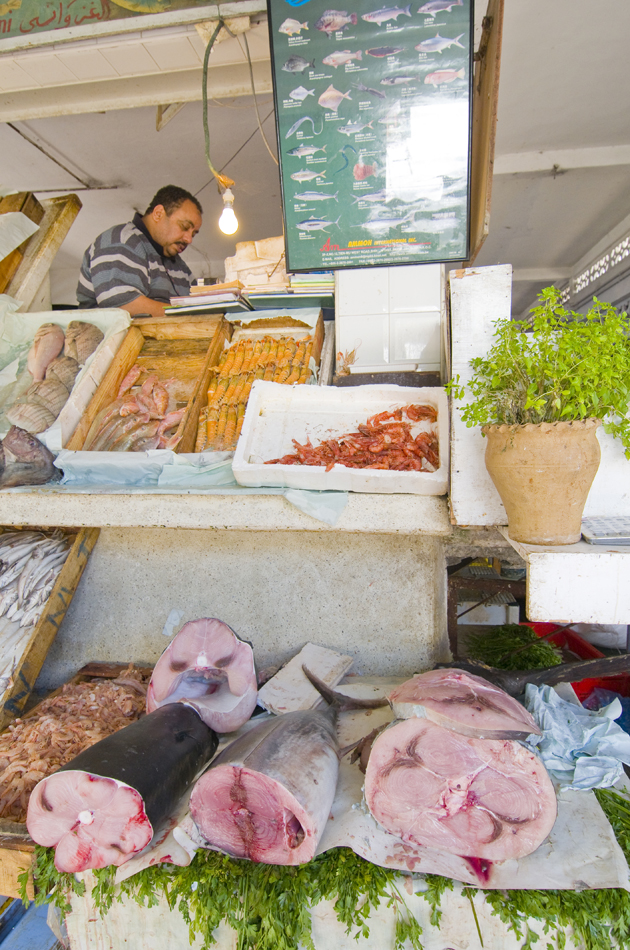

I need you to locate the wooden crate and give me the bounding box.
[0,661,152,899]
[0,193,45,294]
[65,317,230,453]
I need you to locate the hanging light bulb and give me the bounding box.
[219,188,238,235]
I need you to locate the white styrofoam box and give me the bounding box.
[232,381,449,494]
[336,267,388,315]
[458,603,520,625]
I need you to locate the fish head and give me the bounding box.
[3,426,55,466]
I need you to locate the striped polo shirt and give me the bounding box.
[76,212,192,308]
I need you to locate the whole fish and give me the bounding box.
[314,9,358,35]
[419,0,463,13]
[361,4,411,25]
[318,84,352,112]
[289,85,315,101]
[147,618,258,733]
[352,80,386,99]
[45,355,79,391]
[288,144,327,158]
[338,119,374,136]
[291,169,322,181]
[279,17,308,35]
[294,190,339,201]
[63,321,103,365]
[285,115,323,139]
[296,215,341,231]
[424,66,465,85]
[380,75,417,85]
[0,426,60,489]
[282,55,315,73]
[322,49,362,67]
[416,32,465,52]
[5,402,55,434]
[362,211,415,229]
[26,323,65,383]
[331,143,357,174]
[365,46,405,57]
[350,189,390,203]
[353,159,379,180]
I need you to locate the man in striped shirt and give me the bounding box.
[77,185,203,318]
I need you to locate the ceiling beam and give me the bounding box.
[494,145,630,175]
[512,268,571,282]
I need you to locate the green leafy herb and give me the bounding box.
[466,623,563,670]
[447,287,630,456]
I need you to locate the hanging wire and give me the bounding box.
[238,31,279,165]
[201,18,235,190]
[194,107,276,199]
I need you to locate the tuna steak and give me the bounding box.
[27,704,218,872]
[389,669,541,740]
[190,708,339,864]
[146,618,258,733]
[364,718,556,862]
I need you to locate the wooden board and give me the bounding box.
[131,314,222,340]
[0,193,45,294]
[467,0,505,263]
[177,319,233,453]
[65,320,228,452]
[0,527,100,732]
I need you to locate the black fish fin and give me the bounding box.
[302,665,388,710]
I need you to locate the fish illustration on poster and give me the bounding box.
[267,0,473,271]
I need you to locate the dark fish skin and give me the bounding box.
[0,426,61,488]
[302,665,389,709]
[435,655,630,696]
[365,47,405,57]
[59,704,218,834]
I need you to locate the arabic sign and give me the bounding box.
[267,0,472,272]
[0,0,209,39]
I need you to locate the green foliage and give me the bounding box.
[18,844,85,915]
[447,287,630,456]
[466,623,563,670]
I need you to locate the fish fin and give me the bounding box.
[302,665,388,710]
[404,4,411,13]
[458,68,465,77]
[356,51,362,60]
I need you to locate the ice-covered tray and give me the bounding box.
[232,381,448,494]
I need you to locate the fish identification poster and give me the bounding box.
[267,0,473,272]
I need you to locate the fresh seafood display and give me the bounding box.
[364,717,557,863]
[388,668,541,740]
[6,320,102,434]
[0,426,60,488]
[146,618,258,733]
[190,707,339,865]
[82,365,185,452]
[196,335,315,452]
[0,667,148,822]
[266,403,439,472]
[27,703,218,872]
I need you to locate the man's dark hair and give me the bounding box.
[144,186,203,217]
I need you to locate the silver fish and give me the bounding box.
[416,32,465,52]
[279,18,308,35]
[296,215,341,231]
[318,84,352,112]
[338,119,374,135]
[366,210,416,227]
[285,115,323,139]
[361,4,411,25]
[289,85,315,101]
[282,55,315,73]
[314,9,358,35]
[288,144,327,158]
[352,81,386,99]
[380,75,417,85]
[418,0,463,13]
[350,189,391,203]
[294,190,339,201]
[322,49,362,67]
[291,169,322,181]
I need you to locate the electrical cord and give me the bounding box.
[238,32,279,166]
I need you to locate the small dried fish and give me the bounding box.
[5,403,56,434]
[64,321,104,364]
[45,356,80,390]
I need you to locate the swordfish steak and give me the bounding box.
[364,718,556,863]
[27,704,218,873]
[146,618,258,733]
[190,709,339,865]
[388,669,541,740]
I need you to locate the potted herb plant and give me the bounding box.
[448,287,630,545]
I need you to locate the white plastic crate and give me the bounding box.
[232,381,449,494]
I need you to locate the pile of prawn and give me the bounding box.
[83,365,186,452]
[266,404,439,473]
[0,666,148,822]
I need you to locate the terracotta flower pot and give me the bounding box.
[483,419,602,545]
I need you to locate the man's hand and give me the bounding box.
[121,295,169,319]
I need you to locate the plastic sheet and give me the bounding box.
[525,683,630,789]
[0,212,39,261]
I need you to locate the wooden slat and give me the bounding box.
[0,849,33,899]
[176,318,232,453]
[0,193,45,294]
[65,327,145,450]
[5,194,81,311]
[131,315,222,340]
[0,527,100,732]
[467,0,505,263]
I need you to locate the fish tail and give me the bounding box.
[315,119,324,135]
[455,33,465,46]
[458,68,465,78]
[404,4,411,13]
[344,91,352,99]
[309,59,315,68]
[302,665,388,710]
[302,21,308,28]
[356,50,362,60]
[350,13,357,24]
